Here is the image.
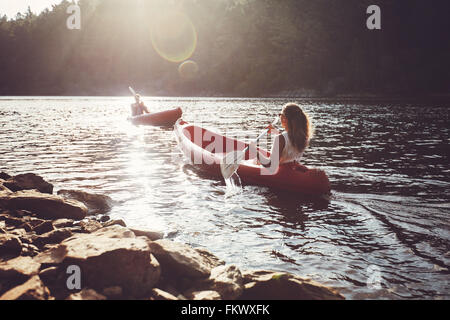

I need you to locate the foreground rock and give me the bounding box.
[208,265,244,300]
[0,234,22,257]
[0,172,345,300]
[0,256,41,295]
[0,173,11,181]
[0,275,51,300]
[130,228,164,241]
[36,225,160,297]
[0,190,87,220]
[57,189,114,215]
[239,270,344,300]
[149,239,224,279]
[67,288,106,300]
[2,173,53,194]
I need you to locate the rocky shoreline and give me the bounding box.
[0,172,344,300]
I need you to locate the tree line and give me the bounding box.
[0,0,448,97]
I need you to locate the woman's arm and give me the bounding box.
[257,134,285,169]
[142,103,150,114]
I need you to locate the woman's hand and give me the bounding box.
[266,123,279,135]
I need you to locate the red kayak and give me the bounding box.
[130,107,182,126]
[174,120,331,196]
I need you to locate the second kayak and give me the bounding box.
[174,119,331,196]
[130,107,183,127]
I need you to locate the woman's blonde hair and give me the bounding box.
[282,103,313,152]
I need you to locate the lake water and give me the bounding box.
[0,96,448,299]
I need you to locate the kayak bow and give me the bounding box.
[130,107,183,127]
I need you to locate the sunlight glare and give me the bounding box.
[151,10,197,63]
[178,60,199,80]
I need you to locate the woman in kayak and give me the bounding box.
[253,103,312,172]
[131,94,150,116]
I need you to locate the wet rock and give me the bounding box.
[0,234,22,257]
[3,173,53,194]
[130,228,164,241]
[239,270,344,300]
[208,265,244,300]
[186,290,221,300]
[0,275,51,300]
[196,248,225,269]
[150,288,178,300]
[67,288,106,300]
[38,226,160,297]
[0,256,41,294]
[57,189,114,215]
[0,172,11,181]
[99,215,110,223]
[103,219,126,228]
[0,190,87,220]
[148,240,224,279]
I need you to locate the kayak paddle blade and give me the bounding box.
[220,150,245,180]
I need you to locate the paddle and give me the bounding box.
[129,86,137,96]
[220,117,279,180]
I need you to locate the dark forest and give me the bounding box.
[0,0,449,97]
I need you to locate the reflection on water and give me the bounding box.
[0,96,449,299]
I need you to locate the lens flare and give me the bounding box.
[178,60,199,79]
[151,11,197,63]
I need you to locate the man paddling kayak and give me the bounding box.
[131,94,150,116]
[251,103,313,173]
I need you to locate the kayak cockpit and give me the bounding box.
[181,125,251,159]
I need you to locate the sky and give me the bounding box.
[0,0,64,18]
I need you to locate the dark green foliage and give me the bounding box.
[0,0,448,96]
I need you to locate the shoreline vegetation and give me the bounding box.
[0,172,344,300]
[1,0,449,98]
[2,94,450,101]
